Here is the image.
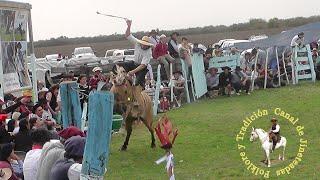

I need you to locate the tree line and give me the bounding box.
[34,15,320,47]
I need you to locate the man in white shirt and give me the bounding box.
[23,129,51,180]
[290,32,305,47]
[269,118,280,152]
[114,20,153,89]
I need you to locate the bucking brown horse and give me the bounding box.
[110,65,155,151]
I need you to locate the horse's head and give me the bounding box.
[112,65,128,86]
[249,127,259,142]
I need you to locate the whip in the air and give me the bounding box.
[96,11,129,21]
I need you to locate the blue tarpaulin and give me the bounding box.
[234,22,320,50]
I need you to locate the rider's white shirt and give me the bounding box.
[271,124,280,133]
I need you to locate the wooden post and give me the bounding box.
[170,63,173,102]
[0,39,4,100]
[281,49,290,84]
[275,47,281,86]
[251,51,259,91]
[264,50,269,89]
[153,65,161,116]
[60,82,82,129]
[180,59,190,103]
[291,46,296,85]
[27,8,38,101]
[81,91,114,179]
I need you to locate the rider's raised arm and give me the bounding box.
[125,19,139,45]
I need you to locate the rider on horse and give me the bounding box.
[112,19,153,91]
[269,118,280,152]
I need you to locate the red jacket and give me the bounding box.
[153,42,169,59]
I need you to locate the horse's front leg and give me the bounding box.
[266,150,271,167]
[121,118,133,151]
[281,145,286,161]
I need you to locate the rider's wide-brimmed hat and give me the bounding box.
[270,118,277,122]
[137,36,154,47]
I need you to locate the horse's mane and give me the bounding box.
[256,128,266,133]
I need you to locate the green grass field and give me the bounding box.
[105,82,320,179]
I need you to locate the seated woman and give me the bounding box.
[0,143,23,180]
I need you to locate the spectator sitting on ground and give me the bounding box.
[50,136,86,180]
[40,100,58,133]
[0,114,12,144]
[0,143,23,180]
[23,128,51,180]
[29,117,43,130]
[8,112,21,135]
[206,67,219,98]
[219,66,232,96]
[290,32,305,47]
[153,34,175,80]
[252,64,276,89]
[231,66,251,95]
[168,32,180,59]
[32,103,58,139]
[14,118,32,152]
[37,126,85,180]
[149,29,160,47]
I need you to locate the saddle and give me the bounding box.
[269,132,281,143]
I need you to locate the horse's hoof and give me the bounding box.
[268,165,271,168]
[120,146,127,151]
[151,143,156,148]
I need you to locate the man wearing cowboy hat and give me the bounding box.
[89,67,105,90]
[231,66,251,95]
[120,19,153,89]
[269,118,280,152]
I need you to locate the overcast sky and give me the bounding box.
[15,0,320,40]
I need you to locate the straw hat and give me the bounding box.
[92,67,102,72]
[12,112,21,121]
[159,34,166,39]
[137,36,154,46]
[22,90,32,97]
[0,168,13,180]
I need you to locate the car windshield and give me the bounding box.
[124,50,134,55]
[106,51,114,57]
[74,48,93,55]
